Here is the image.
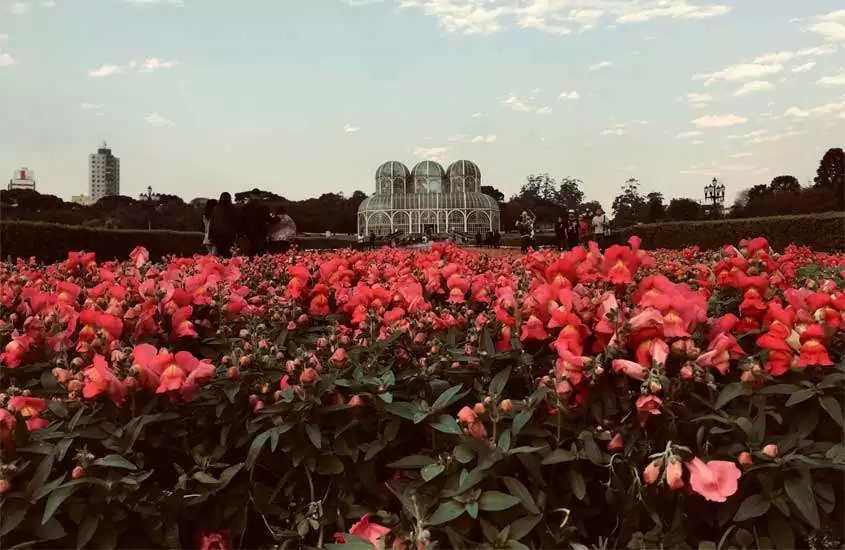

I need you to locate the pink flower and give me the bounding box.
[612,359,647,381]
[686,457,741,502]
[349,514,390,549]
[607,432,624,452]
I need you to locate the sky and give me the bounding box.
[0,0,843,211]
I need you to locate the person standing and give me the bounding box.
[592,208,609,249]
[210,192,238,259]
[517,211,535,253]
[267,206,297,253]
[554,214,568,251]
[578,215,589,246]
[240,192,271,256]
[567,210,579,249]
[202,199,218,255]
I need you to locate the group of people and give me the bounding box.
[554,208,609,250]
[202,191,297,258]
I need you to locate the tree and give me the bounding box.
[234,188,284,203]
[480,186,505,203]
[813,147,844,191]
[666,198,701,221]
[554,177,584,211]
[611,178,646,227]
[580,201,603,217]
[769,175,801,194]
[645,192,666,222]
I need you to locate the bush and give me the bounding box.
[0,240,844,549]
[0,221,354,263]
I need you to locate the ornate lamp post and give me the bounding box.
[138,186,160,230]
[704,177,725,218]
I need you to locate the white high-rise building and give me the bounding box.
[89,143,120,203]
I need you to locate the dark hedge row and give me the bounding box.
[1,213,842,262]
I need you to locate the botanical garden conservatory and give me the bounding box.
[356,160,501,237]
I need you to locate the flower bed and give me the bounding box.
[0,238,844,549]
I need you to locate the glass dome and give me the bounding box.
[446,160,481,194]
[375,161,411,195]
[412,161,445,194]
[358,159,501,237]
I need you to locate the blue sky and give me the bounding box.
[0,0,843,210]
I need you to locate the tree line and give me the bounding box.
[1,148,841,234]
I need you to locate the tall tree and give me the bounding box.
[554,177,584,211]
[813,147,845,191]
[645,192,666,222]
[769,175,801,194]
[666,198,701,221]
[480,186,505,203]
[611,178,646,226]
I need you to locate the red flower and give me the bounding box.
[8,396,49,431]
[82,354,127,406]
[0,408,17,448]
[612,359,648,381]
[349,514,391,549]
[797,324,833,367]
[199,530,230,550]
[686,457,741,502]
[171,306,198,339]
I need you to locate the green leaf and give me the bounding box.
[512,408,533,438]
[421,463,445,482]
[466,501,479,519]
[567,470,586,501]
[457,467,489,493]
[428,501,466,525]
[785,389,815,407]
[479,491,521,511]
[26,454,55,498]
[481,328,496,357]
[784,473,820,529]
[490,367,512,396]
[499,430,512,452]
[758,384,802,395]
[431,383,466,412]
[0,502,28,537]
[316,455,345,475]
[542,448,576,465]
[246,430,272,470]
[192,472,219,484]
[305,424,322,449]
[733,494,771,521]
[384,402,417,421]
[388,455,437,469]
[34,517,66,540]
[715,382,751,409]
[430,415,463,435]
[819,396,844,426]
[218,463,244,489]
[77,515,99,550]
[454,445,475,464]
[502,477,540,515]
[508,516,541,541]
[92,454,137,471]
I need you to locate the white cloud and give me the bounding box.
[676,130,703,138]
[588,60,611,71]
[447,134,465,142]
[817,72,845,86]
[140,58,179,72]
[805,9,845,41]
[535,106,552,114]
[502,93,531,112]
[11,2,27,15]
[0,34,8,40]
[43,0,56,6]
[617,2,729,23]
[733,80,773,97]
[694,62,783,85]
[88,64,121,77]
[601,124,627,136]
[749,131,801,143]
[727,152,752,159]
[469,134,497,143]
[558,91,579,100]
[691,114,747,128]
[144,112,175,128]
[126,0,184,5]
[784,101,845,118]
[792,61,816,73]
[471,112,482,117]
[0,53,15,67]
[413,146,449,163]
[343,124,360,133]
[80,102,103,109]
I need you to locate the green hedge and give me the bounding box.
[499,212,844,251]
[2,213,843,262]
[0,221,352,263]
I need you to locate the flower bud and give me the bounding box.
[665,458,684,490]
[0,479,9,494]
[227,366,240,380]
[679,363,694,380]
[299,367,319,384]
[348,395,365,407]
[738,451,753,467]
[457,406,477,424]
[72,466,85,479]
[473,403,486,415]
[607,433,624,452]
[643,459,662,485]
[762,444,779,458]
[500,399,513,413]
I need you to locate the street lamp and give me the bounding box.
[704,177,726,218]
[138,186,161,230]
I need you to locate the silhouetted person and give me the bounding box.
[475,232,482,247]
[210,192,238,258]
[202,199,218,255]
[369,232,376,250]
[554,215,568,251]
[240,192,271,256]
[493,230,501,248]
[567,212,579,249]
[267,206,296,254]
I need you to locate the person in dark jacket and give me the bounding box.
[210,192,238,258]
[554,214,568,251]
[239,192,271,256]
[567,211,579,249]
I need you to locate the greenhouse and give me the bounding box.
[357,160,501,237]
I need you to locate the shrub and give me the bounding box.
[0,240,844,548]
